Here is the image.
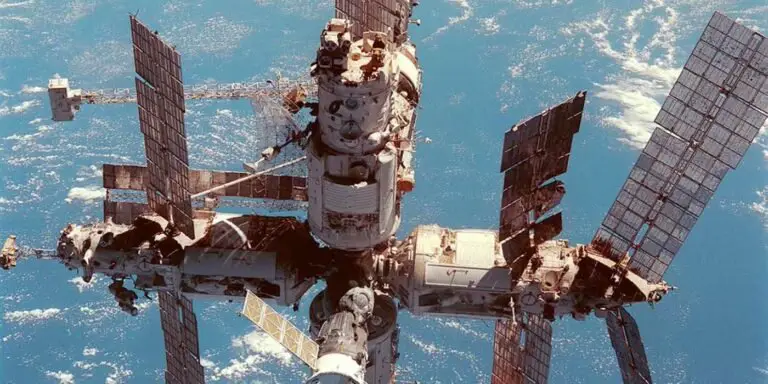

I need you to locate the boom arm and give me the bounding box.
[1,235,58,269]
[47,77,316,121]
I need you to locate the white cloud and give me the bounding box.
[750,186,768,230]
[477,17,501,36]
[69,41,133,83]
[407,334,440,355]
[423,0,474,42]
[20,84,46,94]
[562,4,681,148]
[216,109,233,117]
[0,0,34,10]
[510,0,574,9]
[64,186,105,203]
[68,276,97,293]
[231,330,293,366]
[74,165,103,182]
[203,330,297,381]
[164,16,253,57]
[82,347,98,356]
[4,308,62,323]
[71,359,133,384]
[45,370,75,384]
[0,99,40,117]
[104,362,132,384]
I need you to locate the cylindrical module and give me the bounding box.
[309,290,399,384]
[306,141,399,250]
[306,19,414,251]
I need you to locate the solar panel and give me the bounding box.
[606,307,652,384]
[103,164,145,190]
[241,290,319,370]
[491,319,525,384]
[102,164,309,202]
[498,91,586,265]
[521,314,553,384]
[130,16,194,238]
[592,13,767,282]
[335,0,412,42]
[158,292,206,384]
[491,313,552,384]
[103,201,151,224]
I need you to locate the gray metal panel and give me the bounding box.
[592,12,767,282]
[181,249,277,280]
[606,307,652,384]
[335,0,411,42]
[498,91,585,265]
[424,264,512,292]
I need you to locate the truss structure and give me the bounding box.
[79,79,317,104]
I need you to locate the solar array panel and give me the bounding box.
[158,292,205,384]
[592,12,767,283]
[103,164,309,202]
[498,92,586,264]
[606,307,652,384]
[242,290,319,370]
[335,0,412,43]
[130,15,195,238]
[103,201,152,225]
[491,313,552,384]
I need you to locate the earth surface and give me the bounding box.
[1,0,767,383]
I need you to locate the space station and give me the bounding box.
[3,1,768,383]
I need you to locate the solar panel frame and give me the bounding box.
[592,12,767,282]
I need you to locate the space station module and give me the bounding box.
[306,19,421,251]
